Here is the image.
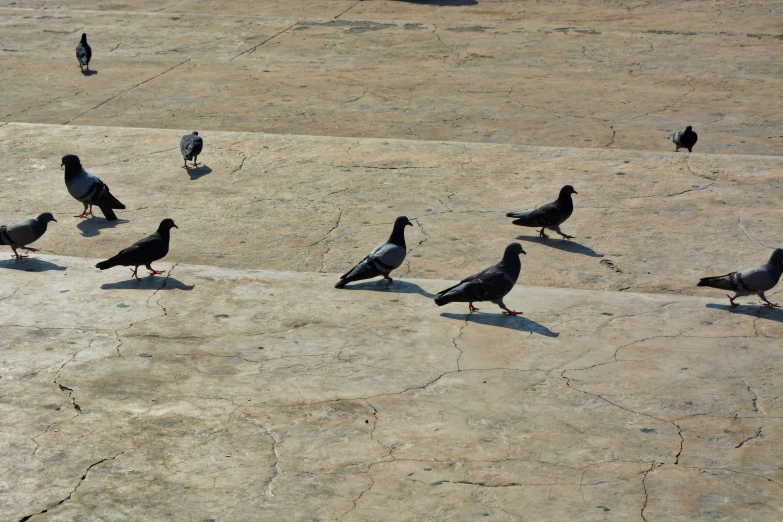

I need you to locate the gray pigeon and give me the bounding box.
[0,212,57,259]
[698,248,783,308]
[434,242,526,315]
[180,131,203,169]
[76,33,91,72]
[669,125,698,152]
[335,216,413,288]
[506,185,577,239]
[61,154,126,221]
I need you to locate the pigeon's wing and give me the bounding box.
[0,219,42,247]
[436,264,513,303]
[367,242,407,272]
[506,201,562,227]
[180,135,203,160]
[669,131,682,145]
[110,234,167,266]
[70,170,125,210]
[697,272,738,292]
[76,43,88,65]
[735,265,777,293]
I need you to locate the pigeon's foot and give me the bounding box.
[502,307,522,316]
[559,233,575,240]
[727,294,739,308]
[130,266,141,280]
[538,229,549,239]
[182,164,189,169]
[468,303,480,312]
[23,247,40,252]
[148,269,166,276]
[11,253,27,259]
[74,209,93,219]
[762,299,780,308]
[192,161,200,167]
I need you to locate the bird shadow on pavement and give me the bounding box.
[397,0,478,5]
[77,218,129,237]
[706,303,783,323]
[516,235,603,258]
[81,69,98,76]
[100,275,195,291]
[0,257,68,272]
[341,279,436,298]
[187,166,212,180]
[441,312,560,337]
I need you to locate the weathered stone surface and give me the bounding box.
[1,257,781,520]
[1,123,781,297]
[1,0,782,520]
[1,1,781,154]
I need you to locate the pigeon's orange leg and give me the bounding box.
[11,251,27,259]
[147,264,166,276]
[727,294,739,308]
[538,228,549,239]
[23,247,40,252]
[761,296,780,308]
[469,303,480,312]
[129,266,141,280]
[500,303,522,315]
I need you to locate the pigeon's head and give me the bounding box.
[770,248,783,265]
[685,125,693,131]
[504,242,526,257]
[159,218,179,231]
[394,216,414,229]
[559,185,578,197]
[61,154,82,171]
[192,131,199,136]
[36,212,57,224]
[80,33,87,43]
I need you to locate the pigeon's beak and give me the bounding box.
[52,218,57,222]
[60,162,64,169]
[521,250,527,255]
[572,190,578,195]
[173,225,179,229]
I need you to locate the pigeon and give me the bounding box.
[669,125,698,152]
[76,33,92,72]
[0,212,57,259]
[434,242,526,315]
[698,248,783,308]
[335,216,413,288]
[62,154,126,221]
[506,185,577,239]
[96,218,178,279]
[180,131,203,169]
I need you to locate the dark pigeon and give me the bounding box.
[669,125,698,152]
[434,242,526,315]
[698,248,783,308]
[180,131,203,169]
[96,218,178,279]
[76,33,92,72]
[506,185,577,239]
[335,216,413,288]
[0,212,57,259]
[62,154,126,221]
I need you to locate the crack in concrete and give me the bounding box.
[604,124,616,147]
[640,461,661,522]
[311,205,343,273]
[18,451,124,521]
[229,151,247,175]
[64,59,191,124]
[259,423,280,497]
[230,20,302,60]
[735,427,763,448]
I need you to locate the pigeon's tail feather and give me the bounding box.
[99,206,118,222]
[334,278,349,289]
[507,210,537,226]
[697,273,734,290]
[434,283,462,306]
[102,192,126,210]
[96,256,121,270]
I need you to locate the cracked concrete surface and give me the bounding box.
[1,257,781,520]
[1,0,782,520]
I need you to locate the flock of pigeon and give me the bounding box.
[1,34,781,313]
